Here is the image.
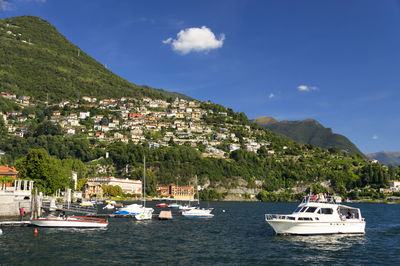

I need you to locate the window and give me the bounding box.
[320,208,333,214]
[306,207,317,213]
[294,207,302,213]
[300,207,307,212]
[298,217,313,221]
[287,216,295,220]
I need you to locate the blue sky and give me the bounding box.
[1,0,400,154]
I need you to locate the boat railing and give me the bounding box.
[301,195,340,204]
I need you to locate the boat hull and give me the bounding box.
[31,217,108,228]
[267,220,366,235]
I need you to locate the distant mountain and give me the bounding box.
[0,16,190,102]
[252,116,363,155]
[366,151,400,166]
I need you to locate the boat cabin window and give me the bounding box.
[319,208,333,215]
[299,207,307,212]
[298,217,313,221]
[287,216,295,220]
[306,207,317,213]
[294,207,302,213]
[339,208,359,219]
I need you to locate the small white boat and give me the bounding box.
[31,215,108,228]
[135,208,154,220]
[115,204,144,215]
[182,207,214,218]
[103,204,114,210]
[168,203,181,208]
[80,201,94,207]
[0,228,2,235]
[134,155,154,220]
[181,176,214,218]
[265,195,366,235]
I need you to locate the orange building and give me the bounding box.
[82,182,103,199]
[0,165,19,187]
[156,184,194,200]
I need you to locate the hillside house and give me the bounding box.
[79,111,90,119]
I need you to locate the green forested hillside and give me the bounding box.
[252,116,363,156]
[0,16,189,102]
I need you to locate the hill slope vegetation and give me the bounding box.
[0,16,189,102]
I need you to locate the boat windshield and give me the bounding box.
[294,207,302,213]
[306,207,317,213]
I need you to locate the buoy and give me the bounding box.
[222,210,225,212]
[34,228,38,236]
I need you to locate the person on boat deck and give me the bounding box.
[346,210,352,219]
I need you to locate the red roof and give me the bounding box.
[0,165,19,177]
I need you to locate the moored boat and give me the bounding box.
[115,204,144,215]
[156,203,168,207]
[168,203,181,208]
[134,156,154,220]
[182,207,214,218]
[181,176,214,218]
[265,195,366,235]
[31,215,108,228]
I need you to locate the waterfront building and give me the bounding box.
[156,184,195,200]
[389,180,400,191]
[87,177,142,194]
[82,182,103,199]
[0,165,34,216]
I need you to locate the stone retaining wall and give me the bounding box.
[0,201,31,217]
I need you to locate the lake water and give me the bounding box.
[1,202,399,265]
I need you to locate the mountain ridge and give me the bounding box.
[252,116,363,155]
[366,151,400,166]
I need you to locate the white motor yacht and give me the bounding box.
[265,196,366,235]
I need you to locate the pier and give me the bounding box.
[0,221,31,227]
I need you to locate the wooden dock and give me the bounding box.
[0,221,31,227]
[87,213,160,219]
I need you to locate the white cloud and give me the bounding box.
[297,85,318,92]
[372,135,379,140]
[0,0,45,12]
[268,93,275,99]
[163,26,225,55]
[0,0,11,11]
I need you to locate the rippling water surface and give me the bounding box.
[1,202,399,265]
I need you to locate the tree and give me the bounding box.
[0,116,7,137]
[16,149,71,195]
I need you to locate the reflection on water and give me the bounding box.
[277,234,367,251]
